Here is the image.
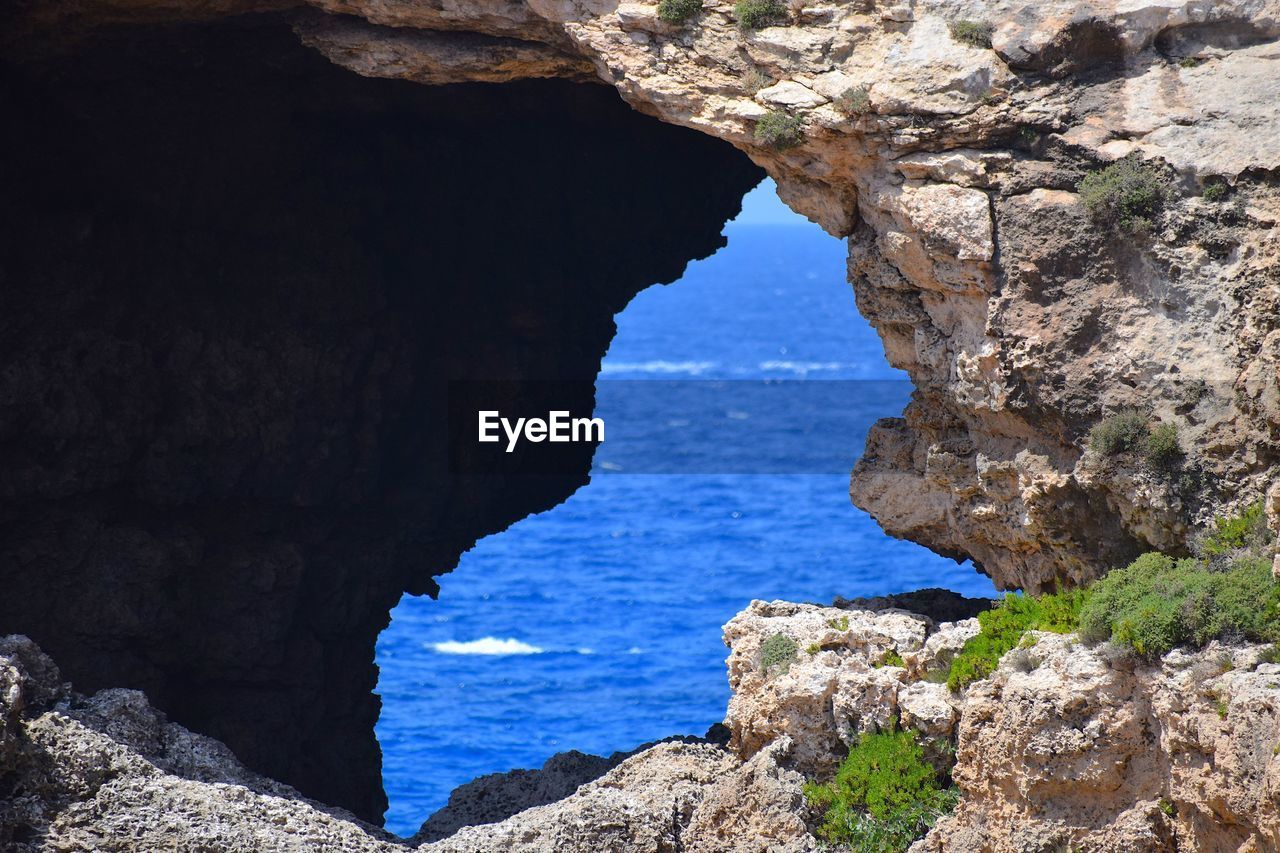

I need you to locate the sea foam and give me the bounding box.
[431,637,543,656]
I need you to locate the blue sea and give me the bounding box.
[375,181,997,836]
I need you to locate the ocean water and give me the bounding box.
[375,183,997,836]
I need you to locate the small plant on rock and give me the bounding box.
[1079,156,1171,233]
[805,727,960,850]
[877,649,905,668]
[827,615,850,631]
[754,109,803,150]
[1145,422,1183,469]
[742,67,773,94]
[1196,500,1269,558]
[835,86,872,116]
[946,588,1088,691]
[734,0,787,30]
[761,632,798,675]
[657,0,703,23]
[1203,181,1229,202]
[1089,409,1149,455]
[1078,549,1280,658]
[949,20,994,48]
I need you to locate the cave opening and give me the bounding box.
[0,15,761,825]
[1,10,996,837]
[376,178,998,837]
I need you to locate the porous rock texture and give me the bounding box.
[12,596,1280,851]
[0,635,401,852]
[719,598,1280,851]
[0,634,815,851]
[722,597,981,775]
[15,0,1280,596]
[5,0,1280,845]
[921,634,1280,852]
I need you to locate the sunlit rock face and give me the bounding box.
[0,17,760,822]
[5,0,1280,835]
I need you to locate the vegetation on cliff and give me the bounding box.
[657,0,702,24]
[948,20,994,49]
[734,0,786,30]
[1078,552,1278,656]
[947,503,1276,685]
[755,110,804,150]
[1079,156,1171,233]
[761,632,799,676]
[946,588,1088,690]
[804,727,959,851]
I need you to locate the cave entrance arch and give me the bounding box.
[0,15,760,823]
[376,178,998,836]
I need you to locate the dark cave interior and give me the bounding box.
[0,16,762,823]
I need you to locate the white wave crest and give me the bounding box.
[431,637,543,656]
[600,360,717,375]
[758,360,848,374]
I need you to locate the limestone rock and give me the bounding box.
[722,599,975,775]
[0,637,403,853]
[413,749,626,843]
[919,635,1280,851]
[12,0,1280,610]
[417,739,815,853]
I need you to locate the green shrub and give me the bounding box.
[1159,797,1176,817]
[761,632,798,675]
[804,728,959,850]
[949,20,994,48]
[828,615,850,631]
[1202,181,1229,202]
[1089,409,1149,455]
[1145,422,1182,468]
[1179,56,1200,69]
[877,649,905,668]
[734,0,786,29]
[946,589,1088,691]
[1198,500,1269,557]
[1079,551,1280,657]
[657,0,703,23]
[755,110,803,149]
[1078,157,1171,233]
[835,86,872,116]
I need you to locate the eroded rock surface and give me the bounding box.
[0,635,403,852]
[0,635,815,852]
[11,594,1280,851]
[5,0,1280,844]
[13,0,1280,596]
[723,596,983,776]
[922,634,1280,851]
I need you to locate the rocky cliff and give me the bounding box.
[11,591,1280,851]
[13,0,1280,595]
[4,0,1280,843]
[0,17,760,820]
